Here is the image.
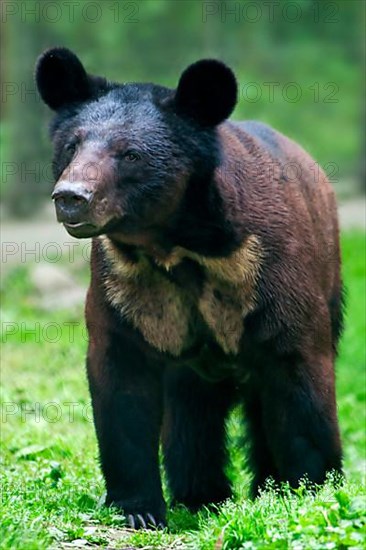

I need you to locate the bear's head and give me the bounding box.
[35,48,237,250]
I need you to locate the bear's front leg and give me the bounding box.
[86,291,166,529]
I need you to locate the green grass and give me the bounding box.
[1,232,365,549]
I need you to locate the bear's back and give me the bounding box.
[219,120,340,300]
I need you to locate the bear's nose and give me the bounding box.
[52,182,93,223]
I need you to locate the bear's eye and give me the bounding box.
[124,150,141,163]
[64,140,78,154]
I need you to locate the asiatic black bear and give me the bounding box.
[36,48,343,529]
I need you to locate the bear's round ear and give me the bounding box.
[35,47,95,110]
[175,59,237,127]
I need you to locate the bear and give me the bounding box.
[35,47,343,530]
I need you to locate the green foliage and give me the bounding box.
[1,232,365,548]
[188,484,365,549]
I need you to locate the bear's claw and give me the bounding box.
[126,512,166,530]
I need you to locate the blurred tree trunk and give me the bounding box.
[5,16,53,217]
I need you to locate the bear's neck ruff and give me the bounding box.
[99,235,263,357]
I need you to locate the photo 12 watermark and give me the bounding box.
[1,240,92,264]
[2,400,94,424]
[202,1,340,24]
[240,81,339,104]
[1,1,140,24]
[1,79,340,105]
